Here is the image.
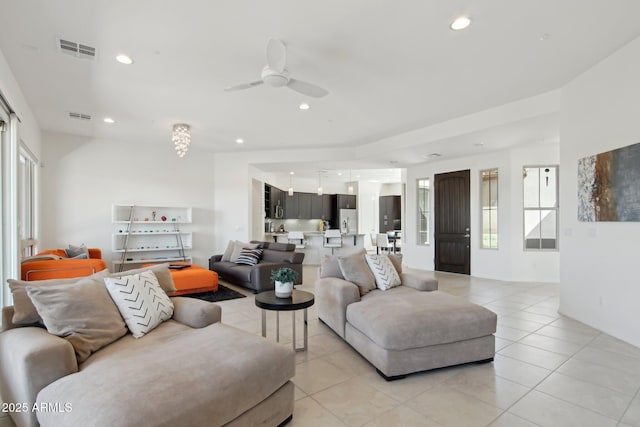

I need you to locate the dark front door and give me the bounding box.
[434,169,471,274]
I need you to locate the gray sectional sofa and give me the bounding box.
[316,257,497,380]
[0,298,295,427]
[209,241,304,293]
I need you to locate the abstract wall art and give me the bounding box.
[578,141,640,221]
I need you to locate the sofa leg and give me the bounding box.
[376,369,407,382]
[277,414,293,426]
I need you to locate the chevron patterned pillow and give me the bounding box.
[104,270,174,338]
[365,254,401,291]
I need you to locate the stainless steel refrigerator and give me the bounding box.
[339,209,358,234]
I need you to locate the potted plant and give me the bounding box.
[271,267,299,298]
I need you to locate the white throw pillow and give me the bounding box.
[104,270,174,338]
[365,254,401,291]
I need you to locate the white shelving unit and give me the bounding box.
[112,204,193,271]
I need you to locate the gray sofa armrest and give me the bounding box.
[0,327,78,427]
[209,254,223,269]
[315,277,361,338]
[401,268,438,292]
[171,297,222,328]
[2,306,17,332]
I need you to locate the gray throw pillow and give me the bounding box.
[319,254,344,279]
[229,242,260,262]
[338,251,376,296]
[26,278,128,363]
[65,243,88,258]
[387,254,403,275]
[8,269,110,326]
[221,240,238,262]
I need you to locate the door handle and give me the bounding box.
[464,234,470,238]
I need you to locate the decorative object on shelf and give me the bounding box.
[161,215,167,221]
[172,123,191,158]
[152,211,157,221]
[348,169,354,194]
[271,267,299,298]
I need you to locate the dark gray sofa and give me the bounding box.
[209,241,304,293]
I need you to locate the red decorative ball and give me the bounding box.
[161,215,167,221]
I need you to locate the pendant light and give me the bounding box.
[172,124,191,158]
[317,172,323,196]
[348,169,354,194]
[288,171,294,196]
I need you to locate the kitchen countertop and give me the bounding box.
[265,232,363,236]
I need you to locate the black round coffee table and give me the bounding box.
[255,290,314,351]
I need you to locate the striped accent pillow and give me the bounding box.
[235,248,263,266]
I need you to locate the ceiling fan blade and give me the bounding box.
[224,80,264,92]
[266,38,286,73]
[286,78,328,98]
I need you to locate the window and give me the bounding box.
[19,149,38,257]
[523,166,558,250]
[417,178,430,245]
[481,169,498,249]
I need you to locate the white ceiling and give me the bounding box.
[2,0,640,181]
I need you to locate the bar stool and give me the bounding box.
[287,231,305,250]
[323,229,342,254]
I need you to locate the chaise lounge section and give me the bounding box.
[316,252,497,379]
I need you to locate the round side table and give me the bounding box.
[255,290,315,352]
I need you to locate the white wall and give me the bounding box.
[559,36,640,347]
[40,132,216,269]
[405,144,559,282]
[0,48,41,158]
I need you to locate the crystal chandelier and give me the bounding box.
[172,124,191,158]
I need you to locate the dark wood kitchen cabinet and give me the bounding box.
[297,193,312,219]
[310,194,323,219]
[337,194,357,209]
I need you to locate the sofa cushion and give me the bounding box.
[108,263,177,295]
[346,289,497,351]
[36,322,295,427]
[8,269,110,326]
[338,251,376,296]
[262,248,297,263]
[221,240,238,261]
[230,242,260,262]
[365,254,401,290]
[319,254,344,279]
[104,270,174,338]
[26,278,128,363]
[65,243,89,258]
[387,254,403,275]
[235,248,263,266]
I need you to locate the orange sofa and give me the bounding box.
[21,248,108,281]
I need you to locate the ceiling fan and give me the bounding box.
[225,38,329,98]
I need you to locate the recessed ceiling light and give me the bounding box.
[103,117,115,124]
[450,16,471,31]
[539,33,551,41]
[289,171,294,175]
[235,138,244,144]
[337,172,343,176]
[299,103,310,110]
[425,153,442,158]
[115,54,133,65]
[474,142,484,147]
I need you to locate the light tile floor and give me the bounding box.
[2,266,640,427]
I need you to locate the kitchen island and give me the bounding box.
[265,232,365,265]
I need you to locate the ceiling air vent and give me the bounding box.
[68,111,92,121]
[58,38,96,61]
